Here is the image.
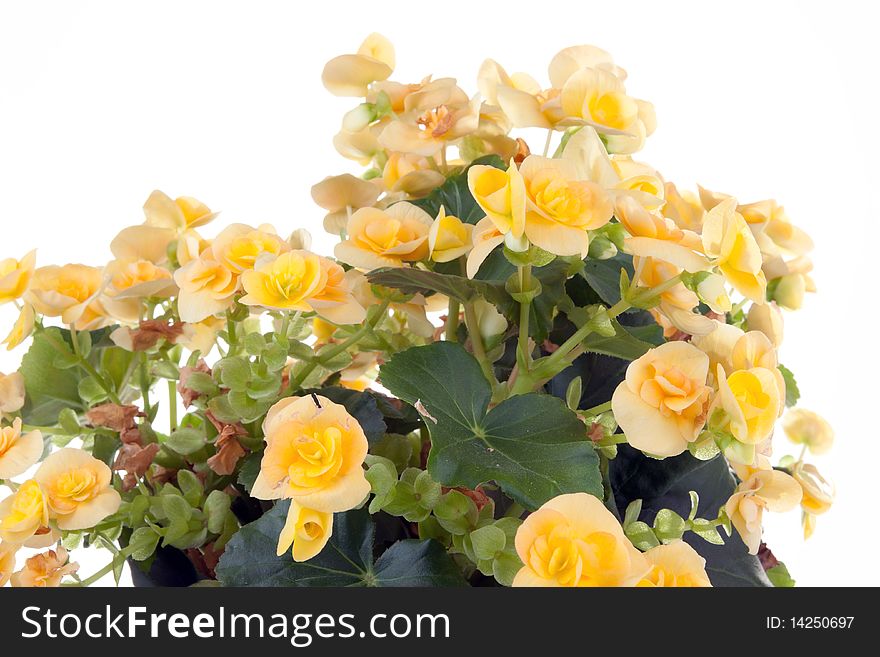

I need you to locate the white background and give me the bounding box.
[1,0,877,586]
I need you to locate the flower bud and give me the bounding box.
[747,301,784,347]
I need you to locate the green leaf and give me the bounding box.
[204,490,232,534]
[367,267,504,306]
[216,503,466,587]
[380,342,602,509]
[410,155,505,224]
[165,427,206,456]
[580,252,634,306]
[161,494,193,524]
[218,357,251,392]
[19,328,86,425]
[778,364,800,408]
[581,318,660,361]
[766,562,796,587]
[176,470,204,507]
[237,452,262,494]
[128,527,161,562]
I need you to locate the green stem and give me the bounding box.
[463,301,497,391]
[445,298,460,342]
[517,265,533,368]
[542,129,553,157]
[168,379,178,431]
[581,400,613,417]
[597,434,629,448]
[139,353,152,417]
[288,300,390,391]
[225,310,239,354]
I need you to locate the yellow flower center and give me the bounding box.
[286,426,345,490]
[638,565,704,587]
[727,370,772,438]
[639,362,708,421]
[48,468,100,514]
[530,174,602,229]
[588,91,637,130]
[1,481,45,530]
[527,524,627,587]
[224,233,284,271]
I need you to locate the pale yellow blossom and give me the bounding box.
[276,501,333,563]
[782,409,834,455]
[0,250,37,306]
[637,542,712,587]
[2,304,36,351]
[428,207,474,263]
[0,418,42,480]
[335,202,432,270]
[725,469,801,554]
[10,545,78,587]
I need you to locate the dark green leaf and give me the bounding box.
[610,445,772,587]
[581,318,660,361]
[19,328,86,425]
[580,252,634,306]
[216,503,465,587]
[380,342,602,509]
[236,452,262,494]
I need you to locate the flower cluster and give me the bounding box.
[0,34,832,588]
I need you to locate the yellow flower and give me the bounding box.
[105,259,176,300]
[635,257,715,336]
[335,202,432,270]
[747,301,784,347]
[311,174,381,236]
[240,252,366,325]
[378,79,481,157]
[725,469,801,554]
[176,229,211,267]
[143,190,217,232]
[560,67,655,153]
[0,480,49,545]
[428,207,474,263]
[782,409,834,455]
[2,304,36,351]
[701,199,767,304]
[34,448,121,531]
[10,545,78,587]
[794,463,834,516]
[513,493,647,587]
[322,33,394,97]
[251,395,370,513]
[0,371,26,414]
[0,541,16,586]
[467,162,526,242]
[662,183,705,233]
[612,342,711,457]
[212,223,289,274]
[110,225,176,265]
[173,253,239,323]
[637,542,712,587]
[0,249,37,305]
[739,199,814,257]
[517,155,614,256]
[465,217,505,278]
[381,152,445,196]
[709,365,782,463]
[25,264,112,330]
[615,196,708,273]
[276,501,333,563]
[0,418,42,480]
[176,316,226,355]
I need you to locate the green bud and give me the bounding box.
[565,376,582,411]
[587,235,618,260]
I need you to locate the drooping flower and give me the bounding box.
[34,448,121,531]
[104,259,176,300]
[793,463,834,539]
[782,409,834,455]
[465,217,505,278]
[10,545,78,587]
[334,202,432,270]
[709,365,783,465]
[276,501,333,563]
[0,250,37,306]
[2,304,36,351]
[701,199,767,304]
[612,342,711,457]
[0,418,42,480]
[428,207,474,263]
[662,183,705,233]
[513,493,648,587]
[725,469,802,554]
[380,152,446,197]
[251,395,370,513]
[467,162,526,245]
[0,480,49,545]
[637,542,712,587]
